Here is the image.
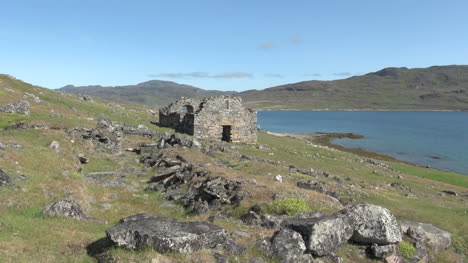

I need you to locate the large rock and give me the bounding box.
[105,214,232,253]
[0,168,14,187]
[399,220,451,252]
[270,228,314,263]
[43,198,87,219]
[282,216,353,256]
[371,244,397,259]
[0,101,30,115]
[337,204,402,245]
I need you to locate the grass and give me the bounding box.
[399,241,416,259]
[394,164,468,188]
[0,75,467,262]
[266,198,312,216]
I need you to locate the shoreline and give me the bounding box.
[256,108,468,112]
[265,131,426,168]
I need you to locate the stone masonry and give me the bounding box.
[159,96,257,143]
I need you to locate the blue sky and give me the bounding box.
[1,0,467,91]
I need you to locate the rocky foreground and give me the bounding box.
[0,74,466,263]
[3,118,451,263]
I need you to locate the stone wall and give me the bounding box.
[159,96,257,143]
[193,96,257,143]
[159,98,200,135]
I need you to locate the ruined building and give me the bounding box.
[159,96,257,143]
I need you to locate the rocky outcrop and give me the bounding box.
[0,100,30,115]
[296,180,339,199]
[270,228,314,263]
[84,172,128,187]
[105,213,241,254]
[83,118,123,151]
[144,153,245,214]
[400,221,452,252]
[0,168,14,187]
[43,199,87,219]
[337,204,402,245]
[282,216,353,256]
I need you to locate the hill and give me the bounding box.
[59,80,236,107]
[0,74,466,262]
[59,65,468,111]
[240,65,468,110]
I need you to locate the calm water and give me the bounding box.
[258,111,468,175]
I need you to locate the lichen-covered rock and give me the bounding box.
[0,168,14,187]
[399,220,451,252]
[0,100,30,115]
[371,244,397,259]
[105,214,233,253]
[282,216,353,256]
[270,228,314,263]
[43,198,87,219]
[84,172,127,187]
[337,204,402,245]
[48,141,60,152]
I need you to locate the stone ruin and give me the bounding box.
[159,96,257,143]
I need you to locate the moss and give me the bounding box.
[399,241,416,259]
[266,198,312,216]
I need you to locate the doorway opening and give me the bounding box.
[222,125,232,142]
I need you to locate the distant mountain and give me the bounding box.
[240,65,468,111]
[59,80,236,107]
[60,65,468,111]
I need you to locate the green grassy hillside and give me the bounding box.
[240,65,468,110]
[0,74,466,262]
[59,80,235,107]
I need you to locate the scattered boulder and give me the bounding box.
[78,155,89,164]
[157,133,196,149]
[84,172,128,187]
[297,180,339,198]
[23,92,41,103]
[371,244,397,259]
[105,214,239,254]
[337,204,402,245]
[48,141,60,152]
[147,161,245,214]
[390,182,412,192]
[440,190,458,196]
[43,198,87,219]
[0,101,30,115]
[282,216,353,256]
[270,228,314,263]
[399,220,452,252]
[0,168,14,187]
[78,118,123,152]
[274,175,283,182]
[385,255,405,263]
[82,95,93,102]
